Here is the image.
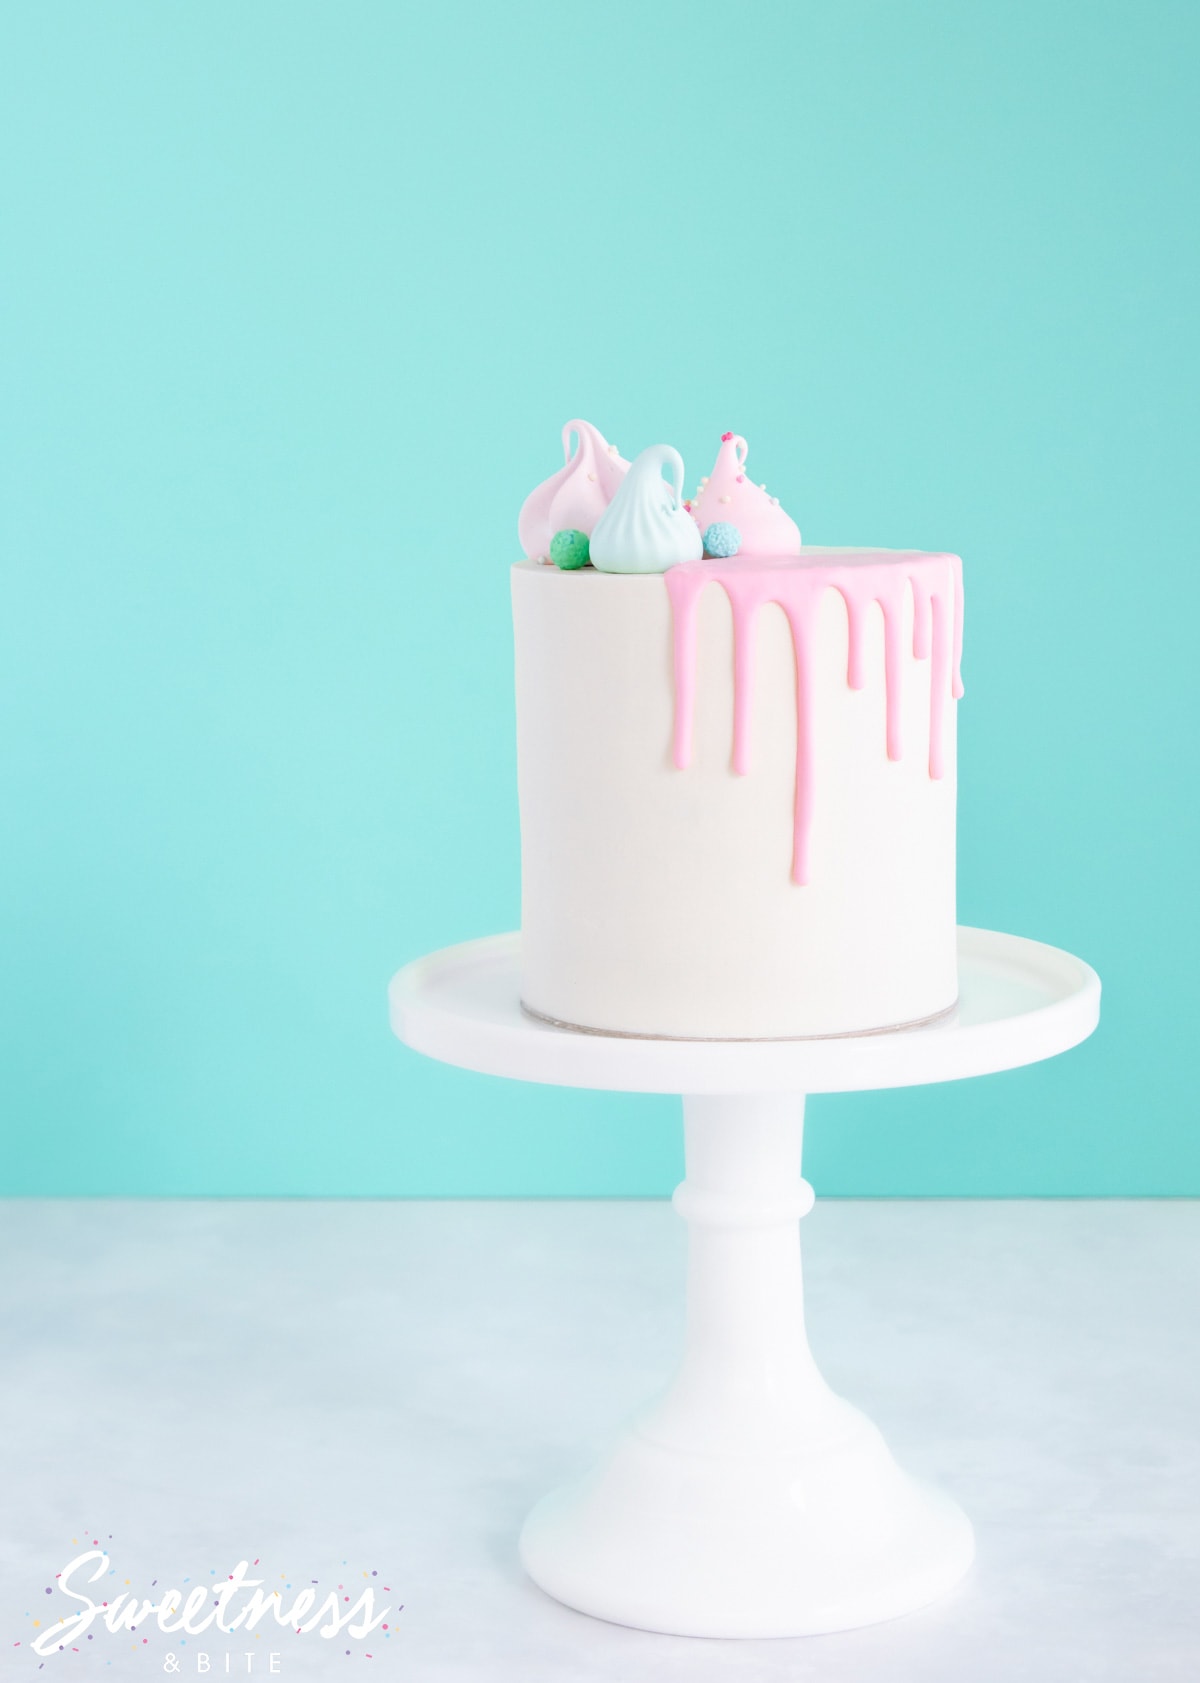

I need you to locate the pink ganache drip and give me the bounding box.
[664,550,965,886]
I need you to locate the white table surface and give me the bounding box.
[1,1198,1196,1681]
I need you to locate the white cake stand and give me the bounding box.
[388,926,1099,1639]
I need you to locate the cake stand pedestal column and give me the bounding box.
[520,1091,973,1636]
[389,927,1100,1638]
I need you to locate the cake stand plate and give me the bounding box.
[389,927,1100,1639]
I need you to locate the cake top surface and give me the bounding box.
[513,548,960,576]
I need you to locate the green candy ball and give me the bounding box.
[550,528,591,571]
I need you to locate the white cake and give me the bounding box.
[512,424,964,1040]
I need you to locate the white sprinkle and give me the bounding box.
[719,494,731,504]
[770,496,779,505]
[587,472,597,481]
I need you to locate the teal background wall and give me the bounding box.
[2,1,1196,1197]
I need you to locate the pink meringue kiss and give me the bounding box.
[518,420,630,562]
[688,432,801,556]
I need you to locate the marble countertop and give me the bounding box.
[1,1198,1196,1681]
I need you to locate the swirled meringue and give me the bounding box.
[590,445,704,575]
[518,420,630,561]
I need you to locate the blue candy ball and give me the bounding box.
[703,522,741,559]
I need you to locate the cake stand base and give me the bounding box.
[390,928,1100,1639]
[520,1410,972,1640]
[520,1093,973,1638]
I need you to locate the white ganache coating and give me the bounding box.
[590,445,704,574]
[511,556,959,1039]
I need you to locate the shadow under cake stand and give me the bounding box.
[389,926,1100,1639]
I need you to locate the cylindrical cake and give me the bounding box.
[512,548,963,1039]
